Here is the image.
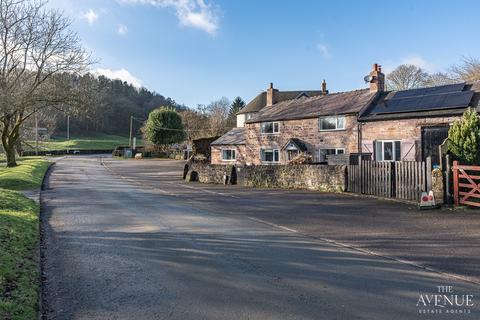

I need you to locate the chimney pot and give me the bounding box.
[369,63,385,93]
[322,79,328,95]
[266,82,278,106]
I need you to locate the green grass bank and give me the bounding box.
[0,158,51,320]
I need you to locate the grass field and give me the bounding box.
[0,158,50,320]
[25,134,142,151]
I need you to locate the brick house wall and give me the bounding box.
[211,145,246,165]
[360,116,460,161]
[244,114,360,165]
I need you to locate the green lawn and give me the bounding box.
[0,159,51,190]
[25,134,142,151]
[0,158,50,319]
[0,190,39,320]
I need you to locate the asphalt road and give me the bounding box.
[41,156,480,319]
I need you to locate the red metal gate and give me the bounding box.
[453,161,480,207]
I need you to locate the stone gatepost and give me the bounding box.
[431,168,444,204]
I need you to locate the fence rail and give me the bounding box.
[453,161,480,207]
[347,158,429,202]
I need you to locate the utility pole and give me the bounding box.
[129,115,133,147]
[66,115,70,140]
[34,112,38,156]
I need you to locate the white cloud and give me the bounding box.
[316,43,331,58]
[81,9,99,25]
[93,68,143,88]
[117,24,128,35]
[118,0,219,35]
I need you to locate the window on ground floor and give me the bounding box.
[260,149,280,163]
[318,148,345,162]
[375,140,401,161]
[222,149,236,161]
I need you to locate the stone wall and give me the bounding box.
[243,164,346,192]
[360,116,460,161]
[186,162,346,192]
[244,115,359,165]
[185,161,236,184]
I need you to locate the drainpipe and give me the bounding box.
[357,121,362,154]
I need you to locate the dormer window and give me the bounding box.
[261,122,280,134]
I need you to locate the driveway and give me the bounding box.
[41,156,480,319]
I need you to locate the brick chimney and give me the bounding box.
[321,79,328,95]
[369,63,385,93]
[266,82,278,106]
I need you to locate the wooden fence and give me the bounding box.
[453,161,480,207]
[347,159,429,202]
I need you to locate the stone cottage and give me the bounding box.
[211,82,328,164]
[211,63,480,166]
[358,81,480,165]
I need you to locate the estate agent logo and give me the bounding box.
[417,286,474,315]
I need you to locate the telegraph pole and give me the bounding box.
[34,112,38,156]
[66,115,70,140]
[129,115,133,147]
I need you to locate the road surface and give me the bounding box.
[41,156,479,319]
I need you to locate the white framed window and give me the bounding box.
[261,122,280,134]
[375,140,401,161]
[318,148,345,162]
[260,149,280,163]
[246,113,254,120]
[319,116,345,131]
[221,149,236,161]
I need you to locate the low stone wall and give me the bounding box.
[185,161,235,184]
[186,162,346,192]
[243,164,346,192]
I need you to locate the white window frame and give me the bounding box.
[319,115,346,131]
[318,148,345,162]
[260,148,280,163]
[260,121,280,134]
[221,149,236,161]
[375,140,401,162]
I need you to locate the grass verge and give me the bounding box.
[0,158,50,319]
[0,159,51,190]
[0,190,39,320]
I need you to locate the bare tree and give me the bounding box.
[179,109,209,141]
[0,0,91,166]
[201,97,231,137]
[386,64,430,90]
[424,72,456,87]
[450,56,480,82]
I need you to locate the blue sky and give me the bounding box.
[48,0,480,108]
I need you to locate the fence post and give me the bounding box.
[426,156,432,192]
[445,154,451,205]
[453,160,459,206]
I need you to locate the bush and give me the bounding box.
[448,108,480,164]
[143,107,185,148]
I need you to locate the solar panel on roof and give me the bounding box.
[391,83,465,99]
[372,91,473,115]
